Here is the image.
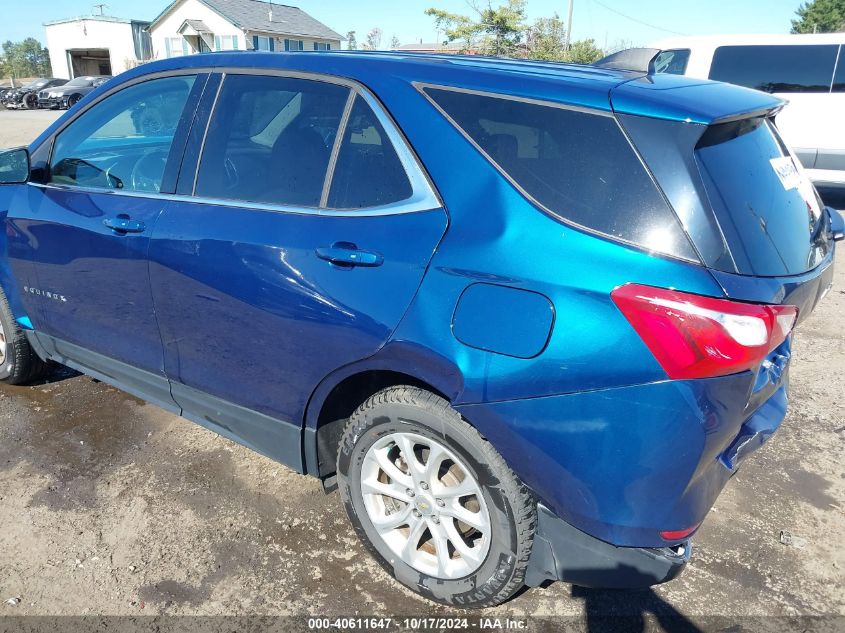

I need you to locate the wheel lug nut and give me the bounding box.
[406,489,415,497]
[412,509,421,518]
[432,517,440,524]
[420,482,429,490]
[436,499,445,507]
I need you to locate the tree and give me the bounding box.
[526,15,567,60]
[1,38,50,80]
[364,27,383,51]
[791,0,845,32]
[425,0,527,55]
[566,38,603,64]
[345,30,357,50]
[389,35,401,50]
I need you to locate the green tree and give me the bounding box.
[346,30,357,50]
[526,15,567,60]
[425,0,527,56]
[566,38,604,64]
[389,35,401,50]
[1,38,50,80]
[791,0,845,33]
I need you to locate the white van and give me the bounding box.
[649,34,845,196]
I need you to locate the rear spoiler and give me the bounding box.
[593,48,660,74]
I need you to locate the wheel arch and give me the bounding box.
[302,342,465,478]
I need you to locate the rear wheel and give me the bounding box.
[23,93,37,110]
[0,288,48,384]
[337,386,536,607]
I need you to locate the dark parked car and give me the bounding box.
[3,78,67,109]
[0,52,842,607]
[37,75,111,109]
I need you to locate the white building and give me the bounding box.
[44,15,153,79]
[147,0,343,59]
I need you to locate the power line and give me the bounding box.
[590,0,688,36]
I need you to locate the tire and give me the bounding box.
[67,94,81,109]
[23,93,37,110]
[337,386,536,608]
[0,288,48,384]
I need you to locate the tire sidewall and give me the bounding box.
[338,398,523,607]
[0,294,18,380]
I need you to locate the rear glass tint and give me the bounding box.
[423,87,697,261]
[695,118,831,276]
[709,45,838,93]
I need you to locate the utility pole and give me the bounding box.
[564,0,574,50]
[93,4,108,16]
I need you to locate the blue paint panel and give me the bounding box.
[452,283,553,359]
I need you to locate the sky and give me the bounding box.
[0,0,805,50]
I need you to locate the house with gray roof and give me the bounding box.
[147,0,343,59]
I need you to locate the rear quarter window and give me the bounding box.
[421,86,697,261]
[709,44,838,93]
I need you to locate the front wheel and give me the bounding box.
[0,288,48,384]
[337,386,536,608]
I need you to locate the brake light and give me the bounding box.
[611,284,797,380]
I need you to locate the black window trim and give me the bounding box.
[414,81,701,264]
[30,67,442,218]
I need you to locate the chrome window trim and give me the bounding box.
[414,81,701,264]
[27,181,439,218]
[38,66,442,217]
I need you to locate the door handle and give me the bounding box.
[316,242,383,268]
[103,216,145,234]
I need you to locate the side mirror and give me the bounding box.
[0,147,30,185]
[829,207,844,242]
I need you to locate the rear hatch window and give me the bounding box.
[695,117,832,276]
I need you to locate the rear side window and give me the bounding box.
[709,45,838,93]
[653,49,691,75]
[423,87,697,261]
[696,118,830,276]
[327,96,413,209]
[195,74,349,207]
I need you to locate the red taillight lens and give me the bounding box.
[611,284,797,380]
[660,525,699,541]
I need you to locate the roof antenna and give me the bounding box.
[93,3,108,15]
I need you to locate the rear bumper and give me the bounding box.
[457,371,788,548]
[525,503,690,588]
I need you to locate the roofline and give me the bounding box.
[149,0,243,33]
[44,15,149,26]
[147,0,344,41]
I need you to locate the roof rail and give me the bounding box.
[593,48,660,73]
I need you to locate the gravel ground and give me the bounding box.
[0,109,843,630]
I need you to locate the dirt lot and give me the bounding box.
[0,109,843,630]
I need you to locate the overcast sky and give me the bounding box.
[0,0,805,49]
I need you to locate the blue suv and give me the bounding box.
[0,51,841,608]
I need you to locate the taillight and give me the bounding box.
[611,283,797,380]
[660,525,699,541]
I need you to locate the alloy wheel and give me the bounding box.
[360,432,491,579]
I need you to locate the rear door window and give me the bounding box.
[833,46,845,92]
[422,86,697,261]
[695,117,831,276]
[194,74,350,207]
[709,45,838,93]
[327,96,413,209]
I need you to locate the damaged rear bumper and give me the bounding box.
[525,503,690,589]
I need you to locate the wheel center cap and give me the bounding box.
[415,494,436,516]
